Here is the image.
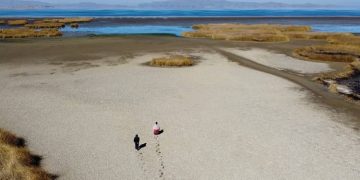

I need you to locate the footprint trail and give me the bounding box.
[155,136,166,179]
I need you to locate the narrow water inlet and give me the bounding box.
[338,72,360,96]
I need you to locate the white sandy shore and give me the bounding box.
[0,51,359,179]
[223,48,333,74]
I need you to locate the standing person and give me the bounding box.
[134,134,140,150]
[153,122,161,135]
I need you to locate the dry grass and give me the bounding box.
[351,60,360,71]
[0,28,62,39]
[223,30,289,42]
[315,60,360,80]
[43,18,93,24]
[184,23,355,42]
[294,44,360,62]
[183,24,313,42]
[0,129,56,180]
[0,129,25,147]
[25,22,65,29]
[25,19,86,29]
[284,32,353,40]
[0,18,92,39]
[149,55,194,67]
[276,25,312,32]
[328,83,339,93]
[7,20,28,26]
[327,35,360,46]
[182,31,213,38]
[183,28,289,42]
[313,60,359,98]
[191,24,312,32]
[290,29,360,65]
[0,20,5,24]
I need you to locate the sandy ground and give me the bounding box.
[223,48,333,74]
[0,47,359,179]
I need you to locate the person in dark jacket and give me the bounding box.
[134,134,140,150]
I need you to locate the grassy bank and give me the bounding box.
[0,128,56,180]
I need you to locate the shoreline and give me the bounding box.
[2,17,360,39]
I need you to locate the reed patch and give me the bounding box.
[0,28,62,39]
[294,45,360,62]
[183,23,356,43]
[7,20,28,26]
[292,30,360,66]
[0,128,56,180]
[148,55,195,67]
[0,18,93,39]
[42,18,93,24]
[183,24,313,42]
[315,60,360,80]
[25,23,65,29]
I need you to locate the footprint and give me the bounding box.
[136,151,149,177]
[155,141,166,179]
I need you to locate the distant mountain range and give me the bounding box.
[0,0,50,9]
[138,0,337,10]
[0,0,345,10]
[0,0,129,9]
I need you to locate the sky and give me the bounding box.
[38,0,360,6]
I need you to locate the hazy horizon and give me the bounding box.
[2,0,360,9]
[36,0,360,6]
[0,0,350,7]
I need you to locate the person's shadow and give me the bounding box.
[158,129,164,135]
[138,143,147,150]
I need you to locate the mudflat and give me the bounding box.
[0,36,359,179]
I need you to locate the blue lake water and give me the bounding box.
[59,24,360,37]
[1,10,360,36]
[61,25,192,36]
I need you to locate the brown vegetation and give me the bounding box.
[183,24,315,42]
[25,22,65,29]
[0,20,5,24]
[313,60,359,98]
[0,128,25,147]
[350,60,360,71]
[7,20,28,26]
[43,18,93,24]
[0,17,93,39]
[292,29,360,64]
[191,24,312,32]
[284,32,353,40]
[0,128,56,180]
[328,83,339,93]
[316,60,360,80]
[184,23,356,43]
[183,29,290,42]
[294,44,360,62]
[149,55,194,67]
[276,25,312,32]
[0,28,62,39]
[25,18,89,29]
[327,35,360,46]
